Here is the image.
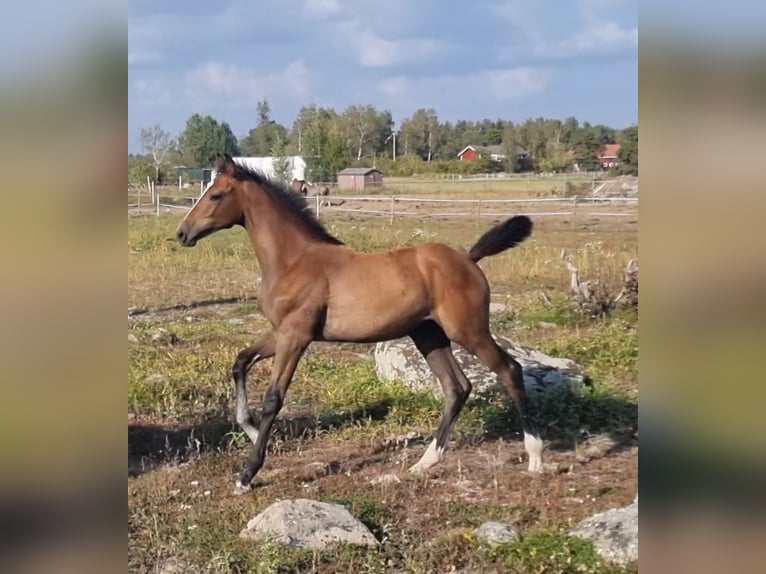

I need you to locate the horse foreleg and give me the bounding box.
[232,330,276,445]
[236,332,309,490]
[408,321,472,474]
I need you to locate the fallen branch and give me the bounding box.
[560,251,637,318]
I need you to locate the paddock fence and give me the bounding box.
[128,176,637,224]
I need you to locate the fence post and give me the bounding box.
[389,196,395,224]
[475,199,482,228]
[156,185,160,216]
[315,194,320,218]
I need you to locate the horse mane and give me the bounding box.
[229,162,344,246]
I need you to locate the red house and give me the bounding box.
[598,144,621,169]
[457,145,479,161]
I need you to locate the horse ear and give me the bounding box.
[216,154,236,174]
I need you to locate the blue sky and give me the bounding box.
[128,0,637,153]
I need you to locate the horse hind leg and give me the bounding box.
[460,332,544,472]
[408,321,472,474]
[231,330,276,445]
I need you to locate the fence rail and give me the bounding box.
[129,190,637,225]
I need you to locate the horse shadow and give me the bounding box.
[129,383,637,477]
[465,382,638,456]
[128,399,397,478]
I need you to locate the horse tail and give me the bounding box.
[468,215,533,263]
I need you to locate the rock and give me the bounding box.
[374,335,585,397]
[158,558,188,573]
[239,498,379,550]
[475,521,517,545]
[143,373,166,386]
[569,499,638,565]
[151,328,167,341]
[370,473,401,485]
[489,301,508,313]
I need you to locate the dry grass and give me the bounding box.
[128,196,638,573]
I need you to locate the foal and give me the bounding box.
[177,155,544,489]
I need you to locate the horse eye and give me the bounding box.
[209,192,225,201]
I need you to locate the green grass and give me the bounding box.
[128,199,638,574]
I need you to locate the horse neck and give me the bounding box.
[240,185,316,285]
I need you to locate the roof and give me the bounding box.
[599,144,621,158]
[458,144,529,158]
[337,167,383,176]
[210,156,307,181]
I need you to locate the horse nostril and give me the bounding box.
[176,229,185,244]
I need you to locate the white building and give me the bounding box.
[212,156,307,182]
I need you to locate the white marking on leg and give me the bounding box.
[235,400,260,445]
[235,353,260,445]
[233,480,253,495]
[524,431,544,473]
[408,439,445,474]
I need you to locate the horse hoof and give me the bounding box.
[233,480,253,495]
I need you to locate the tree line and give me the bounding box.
[129,99,638,185]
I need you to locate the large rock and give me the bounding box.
[569,499,638,565]
[239,498,379,550]
[374,335,585,397]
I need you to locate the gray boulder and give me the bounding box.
[239,498,379,550]
[475,521,517,545]
[374,335,585,397]
[569,499,638,565]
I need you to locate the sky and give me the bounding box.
[128,0,638,153]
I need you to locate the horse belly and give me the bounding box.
[322,285,429,342]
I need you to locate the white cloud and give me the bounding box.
[337,19,440,67]
[128,19,162,67]
[128,50,162,65]
[493,0,636,59]
[132,78,173,106]
[184,60,313,103]
[378,66,553,109]
[482,67,554,100]
[493,0,546,46]
[561,20,637,53]
[379,76,409,98]
[302,0,343,18]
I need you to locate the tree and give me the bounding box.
[571,126,602,171]
[256,99,271,126]
[301,108,351,182]
[270,133,292,183]
[140,124,175,181]
[399,108,440,161]
[617,125,638,175]
[128,154,155,186]
[178,114,240,166]
[342,105,393,161]
[240,99,290,156]
[239,121,289,156]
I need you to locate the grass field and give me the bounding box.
[128,202,638,573]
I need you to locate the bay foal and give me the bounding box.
[176,155,544,489]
